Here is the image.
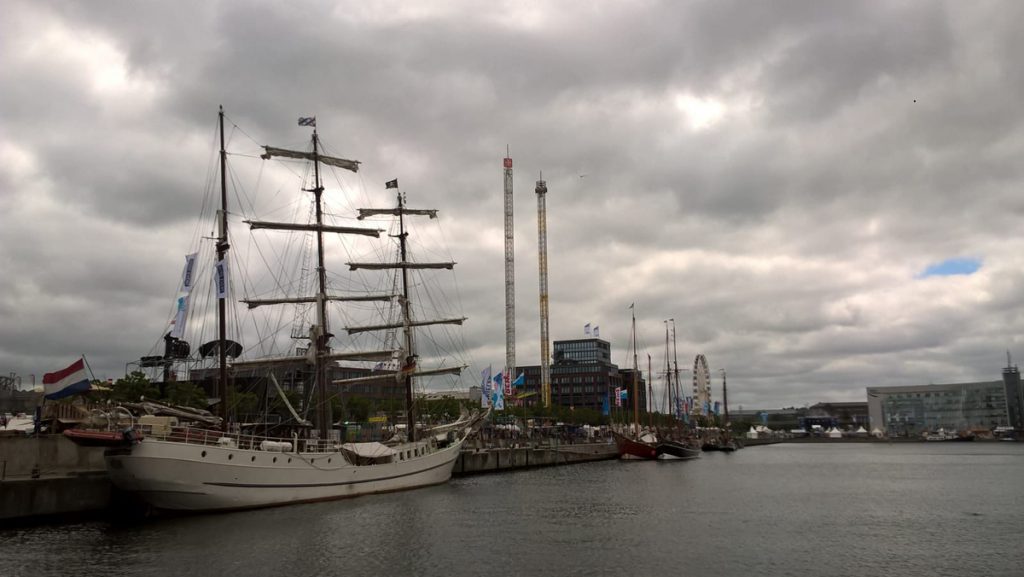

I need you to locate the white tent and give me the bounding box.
[827,427,843,439]
[871,428,884,438]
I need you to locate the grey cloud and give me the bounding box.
[3,0,1024,411]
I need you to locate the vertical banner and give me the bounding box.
[492,372,504,409]
[181,252,198,293]
[170,295,190,339]
[215,259,228,299]
[503,371,512,396]
[614,386,622,407]
[480,366,492,408]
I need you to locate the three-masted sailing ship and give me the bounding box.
[103,108,483,512]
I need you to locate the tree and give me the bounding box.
[109,371,160,404]
[163,381,209,410]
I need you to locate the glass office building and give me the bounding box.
[518,338,645,413]
[866,381,1009,436]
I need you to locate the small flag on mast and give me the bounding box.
[385,179,398,189]
[298,117,316,127]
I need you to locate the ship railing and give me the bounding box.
[145,425,339,453]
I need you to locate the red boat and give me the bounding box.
[63,428,142,447]
[613,430,658,460]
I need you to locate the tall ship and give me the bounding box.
[101,108,483,512]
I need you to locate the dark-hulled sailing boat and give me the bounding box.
[613,305,659,459]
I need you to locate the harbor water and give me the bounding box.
[2,442,1022,577]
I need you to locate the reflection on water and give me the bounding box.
[2,443,1022,577]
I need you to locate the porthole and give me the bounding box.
[288,458,292,463]
[311,458,315,464]
[251,456,256,462]
[328,458,332,463]
[201,451,207,458]
[273,457,277,463]
[228,454,233,460]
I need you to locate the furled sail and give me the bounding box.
[231,349,398,368]
[245,220,381,238]
[347,261,455,271]
[358,208,438,220]
[346,317,467,335]
[332,365,465,386]
[241,294,394,309]
[261,146,360,173]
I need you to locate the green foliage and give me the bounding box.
[269,389,303,417]
[229,387,259,419]
[345,396,372,422]
[420,396,463,423]
[108,371,160,403]
[163,381,209,410]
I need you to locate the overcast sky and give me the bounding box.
[3,0,1024,409]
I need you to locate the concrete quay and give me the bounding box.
[453,439,619,475]
[0,435,111,522]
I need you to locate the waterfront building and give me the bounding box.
[866,381,1009,436]
[1003,362,1023,430]
[730,407,805,430]
[801,402,869,430]
[516,338,646,415]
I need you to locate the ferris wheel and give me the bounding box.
[692,354,711,416]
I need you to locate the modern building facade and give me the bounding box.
[516,338,646,415]
[866,381,1009,436]
[802,402,869,430]
[1003,363,1023,430]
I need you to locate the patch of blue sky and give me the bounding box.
[918,257,981,278]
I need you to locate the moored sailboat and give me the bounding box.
[103,108,483,512]
[612,305,661,460]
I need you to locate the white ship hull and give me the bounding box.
[106,436,465,512]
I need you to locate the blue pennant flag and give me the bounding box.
[512,372,525,387]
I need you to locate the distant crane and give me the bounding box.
[503,151,515,394]
[536,175,551,407]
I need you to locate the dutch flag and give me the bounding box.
[43,358,91,400]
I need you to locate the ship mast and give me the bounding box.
[216,105,229,424]
[720,368,729,428]
[345,182,468,443]
[631,305,639,431]
[671,318,680,424]
[664,320,671,419]
[396,190,417,442]
[253,120,379,440]
[647,353,653,428]
[310,129,331,441]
